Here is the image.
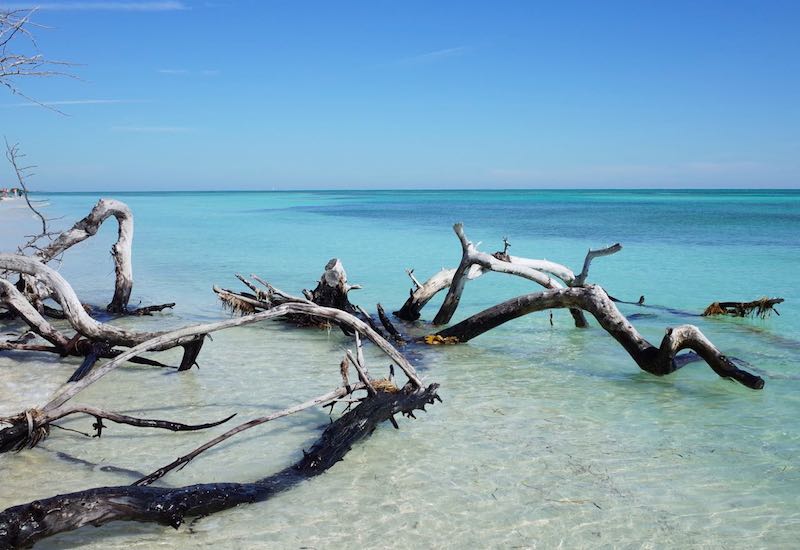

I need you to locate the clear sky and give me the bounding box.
[1,0,798,190]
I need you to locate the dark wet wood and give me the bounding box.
[0,384,440,549]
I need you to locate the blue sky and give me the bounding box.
[1,0,798,190]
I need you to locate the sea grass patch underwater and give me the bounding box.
[1,189,800,548]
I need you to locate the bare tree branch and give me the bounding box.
[0,8,76,112]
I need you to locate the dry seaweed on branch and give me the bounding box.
[702,297,784,319]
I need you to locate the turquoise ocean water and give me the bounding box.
[1,190,799,548]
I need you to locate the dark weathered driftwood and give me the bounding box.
[0,383,440,549]
[377,303,404,343]
[0,405,235,453]
[433,285,764,389]
[134,381,367,487]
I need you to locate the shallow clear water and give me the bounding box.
[1,190,799,548]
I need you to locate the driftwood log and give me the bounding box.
[430,284,764,389]
[0,251,438,545]
[0,383,440,549]
[0,259,440,545]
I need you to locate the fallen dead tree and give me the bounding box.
[2,197,173,316]
[397,224,764,390]
[1,224,439,546]
[0,298,425,453]
[35,198,137,313]
[0,253,198,377]
[429,285,764,389]
[0,379,439,548]
[213,258,405,339]
[0,198,184,384]
[0,202,777,547]
[0,292,438,546]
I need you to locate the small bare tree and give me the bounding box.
[1,7,72,106]
[1,8,74,252]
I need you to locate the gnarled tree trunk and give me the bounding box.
[433,285,764,389]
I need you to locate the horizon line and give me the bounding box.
[27,187,800,194]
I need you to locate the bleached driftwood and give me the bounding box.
[35,198,135,313]
[431,285,764,389]
[0,297,425,453]
[0,254,164,347]
[0,277,71,349]
[432,223,559,325]
[394,267,458,321]
[395,223,621,327]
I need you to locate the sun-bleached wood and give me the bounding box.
[36,198,135,313]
